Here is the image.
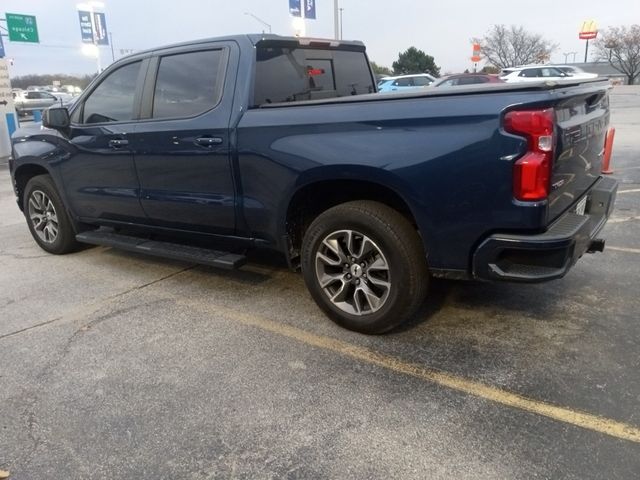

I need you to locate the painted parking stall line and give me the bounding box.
[177,299,640,444]
[607,246,640,254]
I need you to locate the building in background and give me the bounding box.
[564,62,639,85]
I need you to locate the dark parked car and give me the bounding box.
[9,34,617,334]
[432,74,504,87]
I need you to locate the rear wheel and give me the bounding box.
[23,174,80,254]
[301,200,428,334]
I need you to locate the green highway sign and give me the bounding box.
[6,13,40,43]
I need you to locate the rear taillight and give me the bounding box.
[504,108,555,201]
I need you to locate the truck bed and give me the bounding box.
[259,78,610,108]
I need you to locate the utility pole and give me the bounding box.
[333,0,339,40]
[109,31,114,62]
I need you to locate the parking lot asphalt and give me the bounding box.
[1,87,639,479]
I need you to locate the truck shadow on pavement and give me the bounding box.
[92,245,573,337]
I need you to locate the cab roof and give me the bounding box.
[126,33,366,60]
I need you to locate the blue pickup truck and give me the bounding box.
[9,34,617,333]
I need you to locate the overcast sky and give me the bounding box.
[2,0,638,77]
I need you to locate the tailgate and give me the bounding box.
[548,84,610,221]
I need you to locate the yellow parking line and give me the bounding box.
[181,300,640,444]
[617,188,640,194]
[607,245,640,254]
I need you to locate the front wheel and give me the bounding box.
[23,174,80,254]
[301,201,428,334]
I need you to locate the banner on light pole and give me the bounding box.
[289,0,302,17]
[78,11,94,43]
[78,10,109,45]
[290,0,316,19]
[305,0,316,19]
[93,12,109,45]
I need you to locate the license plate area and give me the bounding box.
[575,196,587,216]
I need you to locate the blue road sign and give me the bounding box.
[289,0,302,17]
[0,35,5,58]
[305,0,316,19]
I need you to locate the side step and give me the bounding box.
[76,229,246,270]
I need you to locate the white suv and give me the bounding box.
[553,65,598,79]
[500,66,571,83]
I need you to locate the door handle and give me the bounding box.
[195,136,223,147]
[108,139,129,148]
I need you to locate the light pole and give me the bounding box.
[563,51,578,63]
[333,0,339,40]
[109,31,114,62]
[244,12,271,34]
[604,41,617,63]
[339,8,344,40]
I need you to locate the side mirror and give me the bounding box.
[42,107,70,130]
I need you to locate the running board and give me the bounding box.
[76,229,246,270]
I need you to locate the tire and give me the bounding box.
[301,200,428,334]
[23,174,80,254]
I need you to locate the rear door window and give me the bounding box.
[253,46,375,106]
[541,67,564,77]
[393,78,412,87]
[152,49,226,119]
[520,68,541,78]
[458,76,480,85]
[412,76,431,86]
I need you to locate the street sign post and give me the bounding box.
[6,13,39,43]
[579,20,598,63]
[471,43,482,72]
[0,58,18,159]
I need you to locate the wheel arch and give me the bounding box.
[282,170,432,267]
[14,163,52,211]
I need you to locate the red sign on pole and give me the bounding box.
[471,43,481,63]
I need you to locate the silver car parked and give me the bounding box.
[13,90,61,116]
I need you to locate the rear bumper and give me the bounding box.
[473,176,617,282]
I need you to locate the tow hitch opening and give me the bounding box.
[588,238,605,253]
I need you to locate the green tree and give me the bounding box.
[481,65,500,74]
[594,25,640,85]
[369,61,393,76]
[392,47,440,77]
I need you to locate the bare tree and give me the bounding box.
[474,25,557,69]
[594,25,640,85]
